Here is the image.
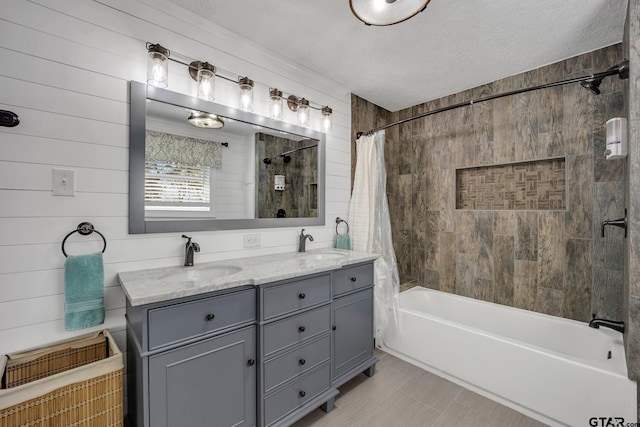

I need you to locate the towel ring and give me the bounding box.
[335,217,350,235]
[61,222,107,257]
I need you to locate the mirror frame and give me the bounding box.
[129,81,326,234]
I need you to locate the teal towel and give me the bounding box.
[335,234,351,250]
[64,252,105,331]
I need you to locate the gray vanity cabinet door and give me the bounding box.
[149,326,256,427]
[332,288,374,380]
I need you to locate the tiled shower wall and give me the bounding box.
[352,44,626,322]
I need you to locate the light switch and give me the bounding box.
[52,168,76,196]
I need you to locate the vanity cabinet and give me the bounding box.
[258,273,338,427]
[122,255,378,427]
[126,287,257,427]
[331,263,377,387]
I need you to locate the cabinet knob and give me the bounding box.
[332,325,337,331]
[247,359,255,366]
[205,313,215,321]
[298,326,306,333]
[298,293,306,299]
[299,391,306,398]
[350,277,357,282]
[299,358,306,366]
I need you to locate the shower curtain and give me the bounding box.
[348,131,399,346]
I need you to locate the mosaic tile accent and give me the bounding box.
[456,158,566,210]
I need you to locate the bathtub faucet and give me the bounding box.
[589,314,625,334]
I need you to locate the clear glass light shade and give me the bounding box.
[238,77,254,112]
[350,0,430,26]
[322,107,333,133]
[297,100,310,127]
[270,89,284,121]
[147,51,168,88]
[197,68,215,102]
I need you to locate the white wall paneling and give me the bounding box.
[0,0,351,369]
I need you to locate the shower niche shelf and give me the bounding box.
[455,157,566,210]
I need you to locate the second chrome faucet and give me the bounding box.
[182,234,200,266]
[298,229,314,252]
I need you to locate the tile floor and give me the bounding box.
[293,350,547,427]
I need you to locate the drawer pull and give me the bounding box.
[298,358,306,366]
[350,277,357,282]
[332,325,337,331]
[298,326,306,333]
[299,390,306,398]
[205,313,215,321]
[247,359,255,366]
[298,293,306,299]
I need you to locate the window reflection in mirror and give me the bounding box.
[128,81,325,233]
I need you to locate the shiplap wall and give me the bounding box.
[0,0,351,362]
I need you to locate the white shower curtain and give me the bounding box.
[348,131,399,346]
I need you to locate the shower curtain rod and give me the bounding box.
[355,60,629,139]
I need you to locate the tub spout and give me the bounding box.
[589,314,625,334]
[601,209,627,238]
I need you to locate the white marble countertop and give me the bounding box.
[118,248,379,306]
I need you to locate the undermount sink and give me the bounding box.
[163,266,242,282]
[303,251,347,260]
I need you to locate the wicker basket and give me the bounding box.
[0,330,123,427]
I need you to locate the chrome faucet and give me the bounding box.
[182,234,200,266]
[589,314,625,334]
[298,229,314,252]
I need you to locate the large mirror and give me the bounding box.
[129,81,325,233]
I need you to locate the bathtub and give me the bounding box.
[380,287,637,426]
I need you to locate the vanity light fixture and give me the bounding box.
[322,106,333,133]
[297,98,310,127]
[269,89,284,121]
[238,77,254,112]
[188,111,225,129]
[191,61,216,102]
[350,0,431,26]
[146,43,169,88]
[145,42,332,132]
[282,94,332,130]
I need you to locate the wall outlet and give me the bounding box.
[243,233,261,248]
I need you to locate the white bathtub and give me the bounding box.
[380,287,637,426]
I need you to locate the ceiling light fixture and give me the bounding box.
[350,0,431,26]
[188,112,224,129]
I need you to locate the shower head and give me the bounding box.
[579,59,629,95]
[263,158,272,164]
[580,79,602,95]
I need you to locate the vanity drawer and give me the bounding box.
[264,333,330,393]
[262,274,331,320]
[263,304,331,357]
[264,363,331,427]
[332,263,374,296]
[148,289,255,350]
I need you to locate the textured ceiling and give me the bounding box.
[167,0,627,112]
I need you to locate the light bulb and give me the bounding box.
[238,77,254,112]
[198,67,215,101]
[322,106,333,133]
[297,98,310,127]
[146,43,169,88]
[270,88,283,121]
